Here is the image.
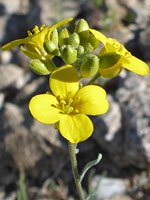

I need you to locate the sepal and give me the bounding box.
[58,28,70,47]
[77,45,85,57]
[51,28,58,46]
[69,32,80,48]
[43,40,57,54]
[29,59,52,75]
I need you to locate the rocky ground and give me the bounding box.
[0,0,150,200]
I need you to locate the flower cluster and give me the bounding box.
[2,18,149,143]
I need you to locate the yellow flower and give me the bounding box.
[2,18,73,60]
[29,65,109,143]
[90,29,149,78]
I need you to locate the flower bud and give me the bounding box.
[80,54,99,78]
[99,52,120,69]
[29,59,51,75]
[43,40,57,54]
[69,32,80,48]
[75,19,89,33]
[77,45,85,57]
[61,45,77,64]
[75,19,90,42]
[51,28,58,46]
[58,28,70,47]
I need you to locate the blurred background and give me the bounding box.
[0,0,150,199]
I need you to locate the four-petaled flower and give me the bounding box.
[2,18,72,61]
[29,65,109,143]
[90,29,149,78]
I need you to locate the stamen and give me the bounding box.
[27,30,32,37]
[68,98,73,106]
[74,109,79,114]
[32,25,40,34]
[60,100,66,111]
[60,100,66,105]
[57,96,62,101]
[69,107,74,113]
[40,24,45,31]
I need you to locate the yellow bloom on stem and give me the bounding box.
[90,29,149,78]
[2,18,73,60]
[29,65,109,143]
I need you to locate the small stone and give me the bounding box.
[0,64,24,91]
[0,50,12,64]
[0,93,5,110]
[91,176,126,199]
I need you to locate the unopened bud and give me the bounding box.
[61,45,77,64]
[69,32,80,48]
[59,28,70,47]
[29,59,51,75]
[75,19,90,42]
[99,53,120,69]
[75,19,89,33]
[80,54,99,78]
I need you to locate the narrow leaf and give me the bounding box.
[80,153,102,183]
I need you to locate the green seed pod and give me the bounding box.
[58,28,70,47]
[61,45,77,64]
[75,19,89,33]
[29,59,51,75]
[69,32,80,48]
[77,45,85,57]
[99,52,120,69]
[43,40,57,54]
[80,54,99,78]
[51,28,58,46]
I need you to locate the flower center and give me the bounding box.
[27,24,45,37]
[55,97,79,115]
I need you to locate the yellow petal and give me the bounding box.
[59,114,93,143]
[74,85,109,115]
[89,28,108,46]
[21,46,43,59]
[2,37,30,51]
[31,26,51,47]
[123,55,149,75]
[50,65,79,99]
[29,94,61,124]
[99,58,123,78]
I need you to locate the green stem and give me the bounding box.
[68,142,85,200]
[86,73,101,85]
